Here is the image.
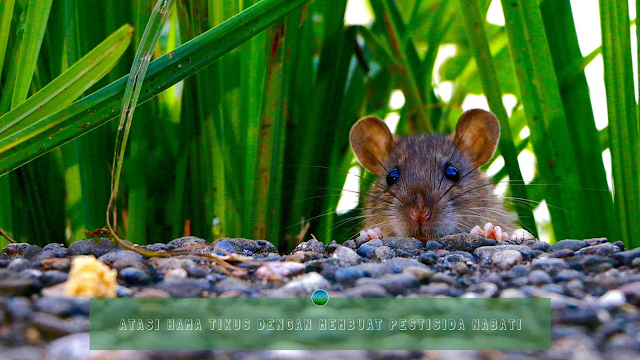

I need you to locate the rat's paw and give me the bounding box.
[470,222,508,242]
[360,227,382,240]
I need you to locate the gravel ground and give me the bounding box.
[1,234,640,360]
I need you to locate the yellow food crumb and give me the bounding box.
[65,255,117,298]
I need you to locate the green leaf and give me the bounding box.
[0,0,312,178]
[0,24,134,152]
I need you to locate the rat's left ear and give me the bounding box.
[454,109,500,166]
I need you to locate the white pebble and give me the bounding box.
[510,229,535,241]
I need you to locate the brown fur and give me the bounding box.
[349,109,514,241]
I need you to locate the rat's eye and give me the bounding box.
[444,164,459,181]
[386,168,399,186]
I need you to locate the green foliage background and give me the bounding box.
[0,0,638,250]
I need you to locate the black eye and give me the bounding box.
[444,164,459,181]
[386,168,399,186]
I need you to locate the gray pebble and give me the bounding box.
[529,270,553,286]
[418,252,438,265]
[45,333,90,360]
[68,238,118,257]
[335,267,366,286]
[532,258,569,275]
[156,278,211,298]
[283,272,330,294]
[549,239,587,252]
[554,269,585,282]
[356,245,376,259]
[332,246,361,266]
[453,262,469,275]
[440,234,497,252]
[380,237,424,257]
[613,247,640,266]
[475,245,533,261]
[293,239,325,253]
[550,249,575,258]
[356,273,419,296]
[575,242,620,257]
[119,267,149,285]
[339,284,390,298]
[424,240,444,250]
[491,249,523,270]
[7,258,30,272]
[40,271,69,287]
[374,246,395,260]
[213,239,237,256]
[167,236,209,248]
[98,250,143,266]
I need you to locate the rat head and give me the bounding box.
[349,109,503,241]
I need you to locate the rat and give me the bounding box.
[349,109,518,242]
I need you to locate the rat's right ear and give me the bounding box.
[349,116,394,175]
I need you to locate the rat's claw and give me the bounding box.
[470,222,507,242]
[360,228,382,240]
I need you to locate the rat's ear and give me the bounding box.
[349,116,394,175]
[454,109,500,166]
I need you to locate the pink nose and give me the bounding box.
[409,208,431,225]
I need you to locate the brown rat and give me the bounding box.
[349,109,515,242]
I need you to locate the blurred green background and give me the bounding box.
[0,0,638,251]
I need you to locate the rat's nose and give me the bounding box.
[409,208,431,226]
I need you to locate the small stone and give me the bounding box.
[7,258,30,272]
[554,269,584,282]
[616,281,640,305]
[335,267,366,286]
[524,240,550,252]
[424,241,444,250]
[380,237,424,256]
[612,241,626,251]
[475,245,533,261]
[283,272,330,294]
[419,252,439,265]
[598,290,626,309]
[34,297,89,317]
[440,234,497,252]
[256,261,306,281]
[2,243,33,257]
[355,234,372,248]
[213,278,250,294]
[532,258,568,275]
[118,267,149,285]
[134,288,171,298]
[510,229,536,241]
[213,239,236,256]
[499,289,527,298]
[332,246,361,266]
[40,271,69,287]
[613,248,640,266]
[422,283,462,297]
[557,307,600,326]
[68,238,118,257]
[575,243,620,257]
[529,270,552,286]
[356,273,419,296]
[403,266,434,281]
[293,239,325,253]
[632,258,640,268]
[342,240,357,249]
[430,273,458,287]
[583,237,609,246]
[167,236,209,248]
[468,282,499,298]
[187,266,210,278]
[98,250,143,266]
[549,239,587,252]
[551,248,575,258]
[356,245,376,259]
[155,278,210,298]
[0,277,41,296]
[340,284,390,298]
[165,268,188,280]
[117,285,134,297]
[41,258,71,272]
[453,262,469,275]
[382,258,425,273]
[491,249,523,270]
[151,257,197,274]
[374,246,395,260]
[45,333,90,360]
